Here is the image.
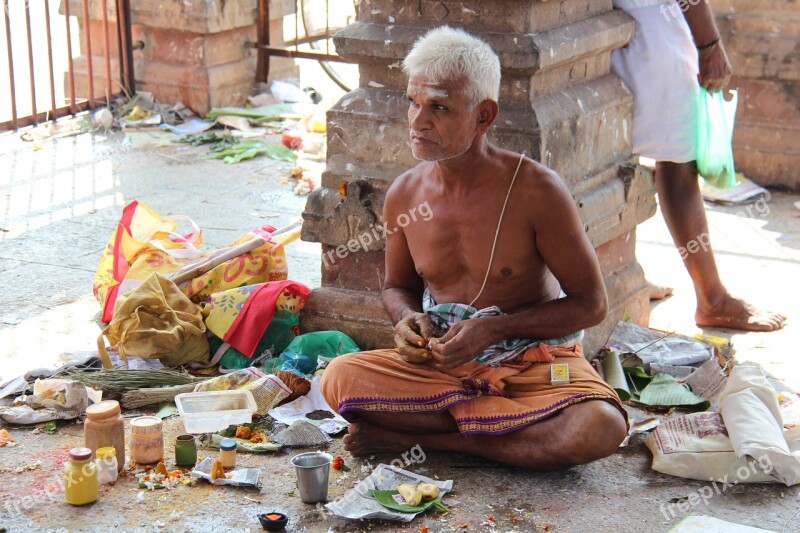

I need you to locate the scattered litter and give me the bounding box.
[204,140,297,164]
[701,173,770,205]
[162,118,216,136]
[269,376,349,434]
[326,464,452,521]
[93,108,113,129]
[607,321,714,372]
[0,429,14,447]
[0,380,101,424]
[216,115,254,132]
[191,457,262,487]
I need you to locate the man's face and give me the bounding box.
[406,74,479,162]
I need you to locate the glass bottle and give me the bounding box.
[219,437,237,469]
[174,434,197,467]
[95,447,119,484]
[84,400,125,472]
[63,447,98,505]
[129,416,164,465]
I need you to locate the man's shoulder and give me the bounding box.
[500,151,566,197]
[387,163,429,197]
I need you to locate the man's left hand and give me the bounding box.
[698,40,732,92]
[428,319,494,370]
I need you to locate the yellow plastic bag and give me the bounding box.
[93,201,203,323]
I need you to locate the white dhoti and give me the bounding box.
[611,0,700,163]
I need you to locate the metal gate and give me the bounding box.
[1,0,135,131]
[254,0,355,92]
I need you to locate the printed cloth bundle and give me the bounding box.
[93,202,305,370]
[93,200,290,323]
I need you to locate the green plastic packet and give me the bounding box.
[696,88,738,189]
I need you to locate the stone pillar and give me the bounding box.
[68,0,298,115]
[302,0,656,357]
[715,1,800,190]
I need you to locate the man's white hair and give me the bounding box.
[403,26,501,108]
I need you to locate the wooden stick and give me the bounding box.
[169,220,301,285]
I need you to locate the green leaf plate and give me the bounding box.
[369,490,444,514]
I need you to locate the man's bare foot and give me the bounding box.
[696,295,786,332]
[343,422,416,456]
[648,281,674,301]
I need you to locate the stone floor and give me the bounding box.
[0,121,798,532]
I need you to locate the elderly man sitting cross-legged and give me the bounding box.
[320,26,628,470]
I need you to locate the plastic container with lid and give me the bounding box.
[219,437,237,469]
[84,400,125,472]
[174,390,257,433]
[63,447,98,505]
[129,416,164,465]
[95,447,119,484]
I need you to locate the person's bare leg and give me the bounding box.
[343,401,627,469]
[655,161,785,331]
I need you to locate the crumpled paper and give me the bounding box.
[325,464,452,521]
[190,457,262,487]
[0,380,101,424]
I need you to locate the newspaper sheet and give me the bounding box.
[326,464,453,521]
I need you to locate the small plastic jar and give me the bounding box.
[174,434,197,467]
[95,447,119,485]
[219,438,237,469]
[63,447,98,505]
[84,400,125,472]
[129,416,163,465]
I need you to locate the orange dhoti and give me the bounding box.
[320,344,628,435]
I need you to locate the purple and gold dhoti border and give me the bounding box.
[320,343,628,436]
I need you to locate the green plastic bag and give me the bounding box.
[273,331,360,375]
[696,88,738,189]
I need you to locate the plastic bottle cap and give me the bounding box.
[85,400,121,420]
[130,416,163,434]
[96,447,116,459]
[69,447,93,461]
[220,438,237,451]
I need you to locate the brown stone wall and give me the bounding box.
[714,1,800,190]
[68,0,298,114]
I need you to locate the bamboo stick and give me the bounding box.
[169,220,302,286]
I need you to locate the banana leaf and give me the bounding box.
[204,140,297,164]
[206,103,314,122]
[601,350,632,401]
[638,372,710,411]
[369,490,448,514]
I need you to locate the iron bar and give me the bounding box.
[3,0,17,130]
[256,0,270,84]
[81,0,94,109]
[64,0,78,113]
[248,44,348,63]
[23,0,37,123]
[101,0,112,103]
[44,0,58,121]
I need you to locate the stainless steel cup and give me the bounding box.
[291,452,333,503]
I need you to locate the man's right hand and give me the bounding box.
[394,312,434,363]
